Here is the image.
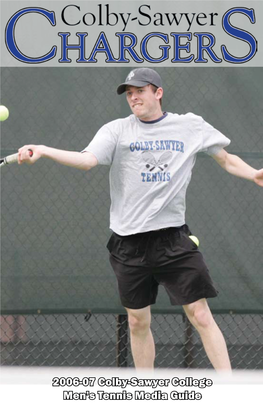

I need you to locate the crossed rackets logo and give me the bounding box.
[142,151,172,171]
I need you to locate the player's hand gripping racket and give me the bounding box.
[0,149,33,167]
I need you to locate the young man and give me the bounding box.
[19,68,263,370]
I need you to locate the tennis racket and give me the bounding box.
[0,149,33,167]
[142,150,172,171]
[142,151,157,171]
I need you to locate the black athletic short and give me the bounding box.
[106,224,218,309]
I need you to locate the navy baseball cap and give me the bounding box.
[117,68,162,95]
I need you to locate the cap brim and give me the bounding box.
[117,80,151,95]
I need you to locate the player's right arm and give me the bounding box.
[18,145,98,171]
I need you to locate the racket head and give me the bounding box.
[141,151,157,165]
[157,151,172,164]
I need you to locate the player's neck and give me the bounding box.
[139,112,167,124]
[138,108,164,122]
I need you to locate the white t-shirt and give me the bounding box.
[83,112,230,235]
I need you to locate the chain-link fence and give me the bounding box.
[1,313,263,369]
[1,66,263,368]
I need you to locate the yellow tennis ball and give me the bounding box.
[189,235,199,247]
[0,105,9,121]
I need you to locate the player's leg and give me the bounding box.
[183,298,231,371]
[125,305,155,369]
[106,231,158,368]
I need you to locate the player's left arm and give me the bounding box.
[212,149,263,187]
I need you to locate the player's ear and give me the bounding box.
[155,87,163,101]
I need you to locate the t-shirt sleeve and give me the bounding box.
[200,118,231,155]
[81,124,118,165]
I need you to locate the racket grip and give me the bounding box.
[5,149,33,164]
[5,153,19,164]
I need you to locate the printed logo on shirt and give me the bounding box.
[142,151,172,171]
[129,140,184,153]
[129,139,184,183]
[141,151,172,182]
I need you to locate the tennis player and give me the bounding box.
[18,68,263,370]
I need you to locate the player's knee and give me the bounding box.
[128,314,151,335]
[192,307,214,330]
[186,304,214,330]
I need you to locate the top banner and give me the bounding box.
[0,0,262,66]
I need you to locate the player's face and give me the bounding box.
[126,85,163,121]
